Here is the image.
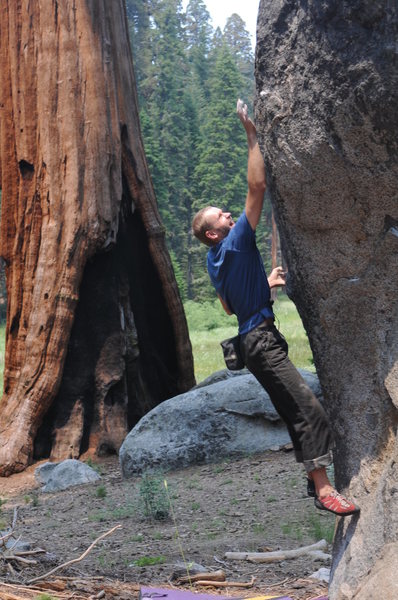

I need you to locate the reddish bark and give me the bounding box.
[0,0,195,475]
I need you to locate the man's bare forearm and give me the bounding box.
[247,132,266,195]
[237,99,266,230]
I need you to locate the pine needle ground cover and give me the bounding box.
[185,295,314,383]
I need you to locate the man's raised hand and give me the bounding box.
[237,98,256,136]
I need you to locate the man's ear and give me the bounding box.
[205,229,217,241]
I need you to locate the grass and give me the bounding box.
[281,520,304,542]
[95,485,107,499]
[133,555,166,567]
[88,504,136,522]
[85,457,104,475]
[272,295,314,371]
[252,522,266,535]
[185,293,314,383]
[307,513,335,544]
[129,534,144,542]
[280,512,335,544]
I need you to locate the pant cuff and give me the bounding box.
[303,450,333,473]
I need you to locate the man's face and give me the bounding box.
[205,207,235,243]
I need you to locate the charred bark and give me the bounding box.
[255,1,398,598]
[0,0,195,475]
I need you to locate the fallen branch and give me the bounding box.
[225,539,329,563]
[195,576,256,589]
[177,570,225,584]
[5,554,38,565]
[0,508,18,547]
[27,524,122,584]
[12,549,46,556]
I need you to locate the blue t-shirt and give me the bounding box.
[207,212,274,334]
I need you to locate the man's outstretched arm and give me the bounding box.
[237,99,266,231]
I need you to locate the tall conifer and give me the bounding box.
[223,14,255,105]
[125,1,272,301]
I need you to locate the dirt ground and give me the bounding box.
[0,450,331,599]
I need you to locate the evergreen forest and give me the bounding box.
[126,0,273,302]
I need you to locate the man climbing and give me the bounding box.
[192,100,359,517]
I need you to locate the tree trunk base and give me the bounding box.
[33,202,182,463]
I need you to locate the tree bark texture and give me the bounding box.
[255,1,398,598]
[0,0,195,475]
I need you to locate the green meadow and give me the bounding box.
[186,293,314,383]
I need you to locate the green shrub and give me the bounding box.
[95,485,107,499]
[139,474,169,521]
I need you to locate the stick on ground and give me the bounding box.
[225,539,329,563]
[27,524,122,584]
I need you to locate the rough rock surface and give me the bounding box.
[35,459,101,492]
[196,367,322,397]
[119,369,321,477]
[255,2,398,598]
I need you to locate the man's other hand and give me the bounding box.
[268,266,287,288]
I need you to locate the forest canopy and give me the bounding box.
[126,0,273,302]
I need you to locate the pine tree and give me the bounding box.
[223,14,255,106]
[125,0,155,107]
[138,0,202,299]
[124,2,271,302]
[189,42,248,300]
[194,42,247,215]
[185,0,213,97]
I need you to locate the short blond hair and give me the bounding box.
[191,206,217,247]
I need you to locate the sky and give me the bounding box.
[182,0,260,49]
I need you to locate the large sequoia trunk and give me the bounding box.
[255,1,398,598]
[0,1,195,475]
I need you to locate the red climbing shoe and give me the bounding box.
[314,490,360,516]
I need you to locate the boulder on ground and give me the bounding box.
[119,369,321,477]
[196,368,322,397]
[35,459,101,492]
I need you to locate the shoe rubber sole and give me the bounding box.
[314,495,360,517]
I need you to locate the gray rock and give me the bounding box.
[197,367,322,399]
[255,1,398,596]
[119,370,320,477]
[310,567,331,583]
[34,461,59,485]
[171,561,207,580]
[37,459,101,492]
[194,368,250,388]
[0,532,31,552]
